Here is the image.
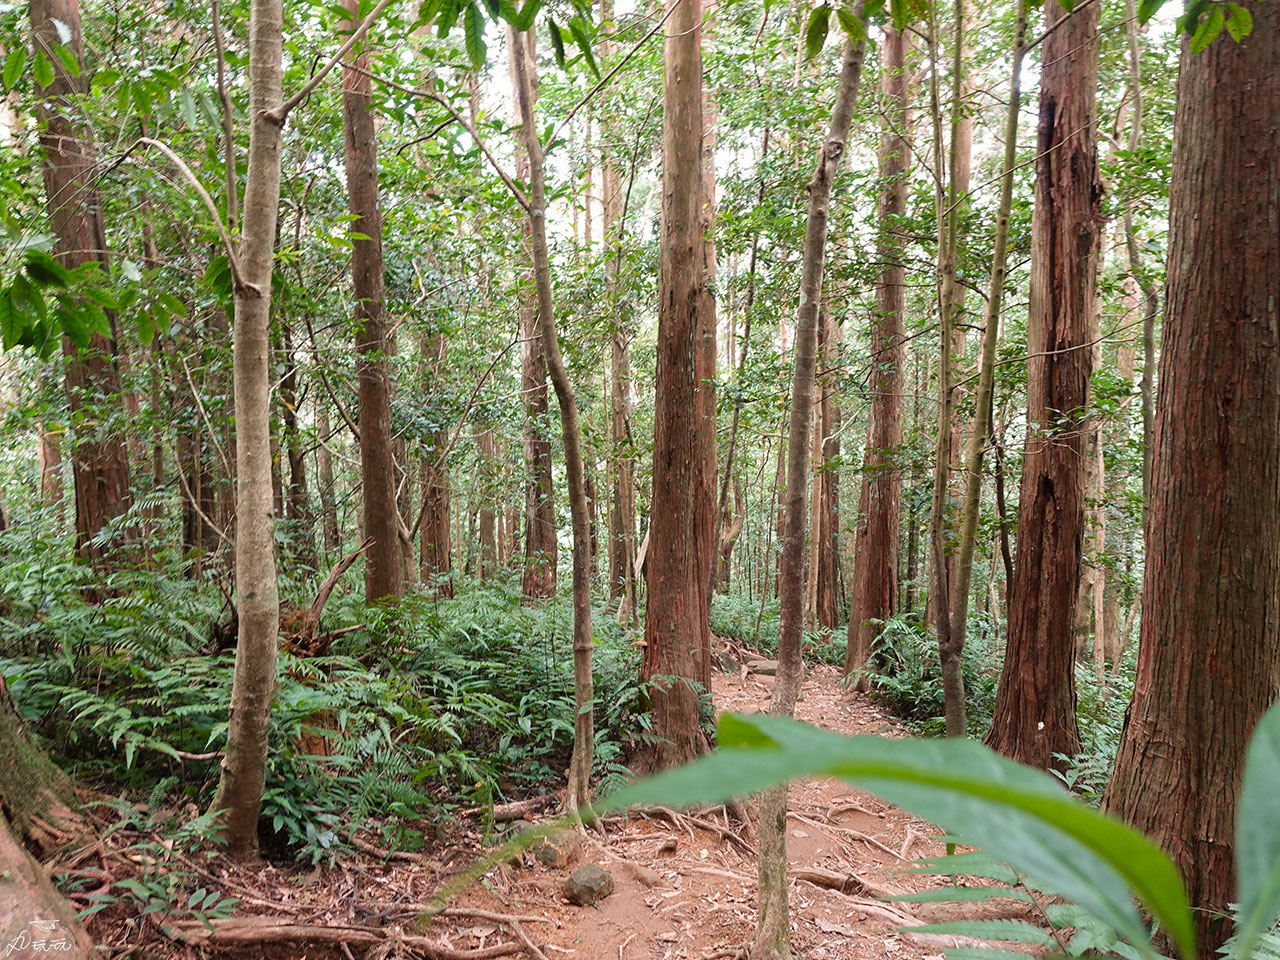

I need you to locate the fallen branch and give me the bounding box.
[787,811,903,860]
[461,796,555,822]
[166,918,523,960]
[790,866,902,900]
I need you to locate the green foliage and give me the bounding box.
[607,704,1280,960]
[850,611,999,738]
[0,533,646,861]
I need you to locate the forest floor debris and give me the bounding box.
[86,663,1036,959]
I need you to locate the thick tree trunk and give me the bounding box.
[509,26,595,811]
[1101,10,1280,958]
[986,0,1099,767]
[341,0,401,602]
[845,27,910,687]
[29,0,133,574]
[642,0,716,771]
[752,32,866,960]
[211,0,284,858]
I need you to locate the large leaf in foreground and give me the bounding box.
[604,712,1194,960]
[1235,701,1280,959]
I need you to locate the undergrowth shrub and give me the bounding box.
[851,610,1000,738]
[0,527,646,862]
[710,591,780,653]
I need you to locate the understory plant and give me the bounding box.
[606,700,1280,960]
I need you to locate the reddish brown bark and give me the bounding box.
[30,0,133,570]
[642,0,715,770]
[1101,10,1280,957]
[845,28,909,686]
[341,3,402,602]
[811,310,841,632]
[986,0,1099,768]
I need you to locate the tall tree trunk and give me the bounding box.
[752,31,866,960]
[1101,9,1280,957]
[316,400,340,558]
[29,0,133,575]
[280,325,315,569]
[811,310,840,632]
[845,26,910,687]
[211,0,285,858]
[986,0,1099,768]
[509,25,595,812]
[341,0,401,602]
[477,427,497,578]
[509,37,557,601]
[643,0,716,771]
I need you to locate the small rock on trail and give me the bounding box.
[563,864,614,905]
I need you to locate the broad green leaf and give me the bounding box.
[53,44,81,78]
[59,306,90,349]
[1234,702,1280,960]
[178,88,199,128]
[568,17,599,77]
[33,51,55,89]
[804,4,831,59]
[861,0,886,20]
[481,0,500,19]
[25,250,72,288]
[835,7,866,42]
[436,0,460,37]
[463,3,487,68]
[605,713,1195,960]
[889,0,908,29]
[1136,0,1166,23]
[1223,2,1252,42]
[548,20,567,69]
[0,291,22,350]
[942,950,1037,960]
[901,919,1055,945]
[514,0,541,30]
[2,47,25,91]
[1189,3,1224,52]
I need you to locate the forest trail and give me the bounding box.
[432,662,1032,960]
[537,663,941,960]
[117,662,1037,959]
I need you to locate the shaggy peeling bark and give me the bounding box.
[752,31,866,960]
[1102,9,1280,957]
[509,26,595,812]
[987,0,1100,767]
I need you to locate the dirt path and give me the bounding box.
[98,662,1031,959]
[462,663,996,960]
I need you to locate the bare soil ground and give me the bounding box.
[85,662,1034,959]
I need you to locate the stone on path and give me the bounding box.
[563,864,614,905]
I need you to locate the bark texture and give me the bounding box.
[211,0,284,857]
[845,27,909,687]
[642,0,715,770]
[30,0,133,573]
[986,0,1099,768]
[341,0,402,602]
[1102,10,1280,957]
